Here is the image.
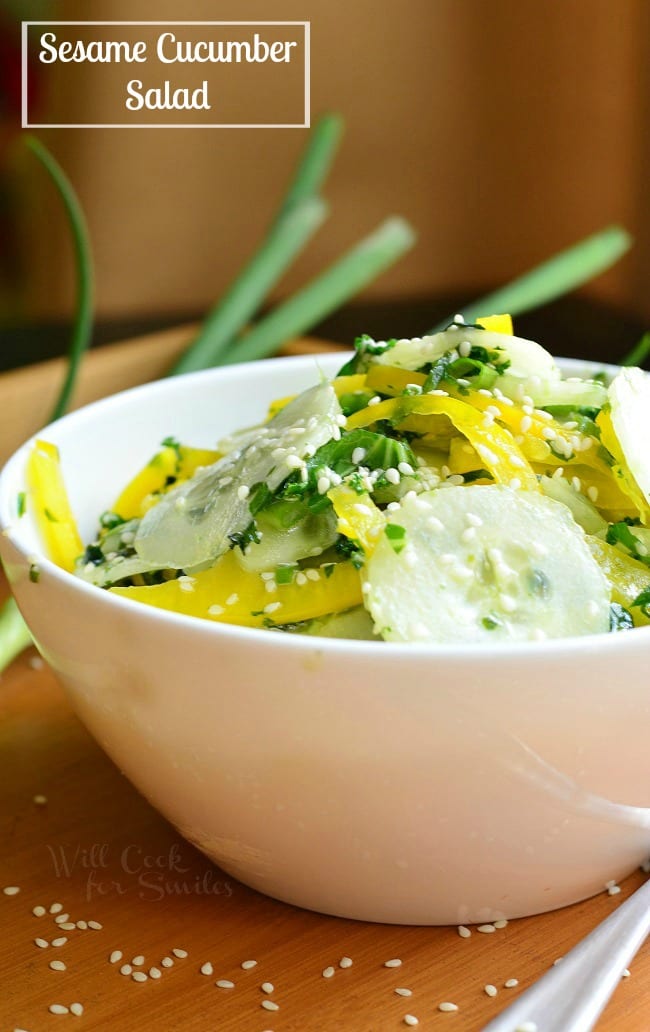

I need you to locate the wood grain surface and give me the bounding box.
[1,333,649,1031]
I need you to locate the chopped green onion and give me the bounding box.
[219,217,416,366]
[430,225,632,332]
[621,330,650,368]
[384,524,407,554]
[169,114,343,375]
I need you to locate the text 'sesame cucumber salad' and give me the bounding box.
[25,315,650,644]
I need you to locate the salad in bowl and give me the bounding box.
[26,314,650,646]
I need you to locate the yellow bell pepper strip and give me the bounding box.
[113,445,221,520]
[347,394,538,492]
[588,537,650,626]
[328,484,385,555]
[365,365,426,397]
[476,313,514,335]
[596,409,650,525]
[110,548,362,628]
[26,439,83,572]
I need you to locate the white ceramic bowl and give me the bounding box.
[1,354,650,925]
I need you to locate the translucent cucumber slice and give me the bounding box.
[134,382,341,570]
[236,508,339,572]
[365,485,610,644]
[539,475,608,537]
[608,367,650,506]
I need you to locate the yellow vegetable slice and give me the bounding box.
[328,484,385,555]
[347,395,538,491]
[476,313,514,335]
[113,445,221,520]
[588,537,650,626]
[110,549,362,628]
[365,365,425,397]
[26,439,83,572]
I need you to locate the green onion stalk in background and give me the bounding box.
[0,119,641,672]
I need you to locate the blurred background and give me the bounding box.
[1,0,649,368]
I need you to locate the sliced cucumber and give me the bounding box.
[134,382,342,570]
[235,507,339,572]
[608,367,650,506]
[365,485,610,643]
[539,475,608,537]
[291,606,380,640]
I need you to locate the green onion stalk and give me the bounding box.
[0,136,94,671]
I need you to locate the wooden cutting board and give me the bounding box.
[1,332,649,1032]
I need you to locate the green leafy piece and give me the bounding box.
[606,521,650,566]
[430,225,632,332]
[482,613,503,631]
[275,564,297,585]
[16,492,26,517]
[337,334,397,375]
[384,524,407,554]
[631,585,650,618]
[610,602,634,631]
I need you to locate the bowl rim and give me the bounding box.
[1,351,648,661]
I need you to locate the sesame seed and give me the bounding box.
[262,1000,280,1011]
[395,988,413,997]
[263,602,282,615]
[623,968,631,978]
[33,905,46,917]
[76,921,87,930]
[478,388,493,397]
[49,960,66,971]
[33,794,48,805]
[70,1003,83,1017]
[404,1017,419,1027]
[261,981,274,993]
[586,484,599,504]
[132,955,145,966]
[161,957,173,968]
[132,971,148,982]
[339,957,353,969]
[509,477,522,490]
[35,937,49,948]
[109,951,122,964]
[553,957,563,966]
[172,948,188,959]
[149,967,161,979]
[352,447,367,464]
[457,925,471,938]
[305,568,320,581]
[51,937,68,947]
[59,923,76,931]
[384,958,402,968]
[477,924,496,933]
[484,984,498,997]
[237,485,250,501]
[216,979,235,988]
[368,395,381,406]
[3,886,20,896]
[226,592,239,605]
[459,340,472,358]
[317,476,331,494]
[438,1002,459,1012]
[295,571,308,586]
[208,604,224,616]
[493,919,508,929]
[504,978,519,988]
[54,913,70,924]
[398,462,414,476]
[200,962,214,976]
[499,594,517,614]
[88,920,102,930]
[120,964,133,976]
[461,527,476,543]
[322,966,335,978]
[285,454,304,470]
[353,503,373,516]
[520,416,533,433]
[608,884,622,896]
[49,1004,69,1015]
[49,902,63,915]
[241,959,257,970]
